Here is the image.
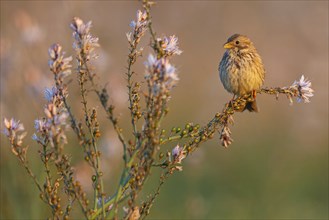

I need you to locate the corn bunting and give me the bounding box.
[219,34,265,112]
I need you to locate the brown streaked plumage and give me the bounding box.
[219,34,265,112]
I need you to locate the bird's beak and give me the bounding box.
[223,42,233,49]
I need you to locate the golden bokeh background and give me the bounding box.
[1,1,328,219]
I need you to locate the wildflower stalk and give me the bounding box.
[53,65,83,144]
[141,0,182,186]
[126,30,144,155]
[70,17,108,217]
[75,50,130,217]
[109,7,151,217]
[78,56,105,217]
[94,149,140,219]
[143,0,161,56]
[142,0,163,165]
[112,2,185,219]
[47,43,90,217]
[184,83,315,151]
[19,155,44,194]
[41,143,52,189]
[139,170,170,219]
[126,60,137,163]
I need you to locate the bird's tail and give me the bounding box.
[244,99,259,112]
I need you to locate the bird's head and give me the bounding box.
[223,34,255,52]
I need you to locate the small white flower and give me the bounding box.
[70,17,92,36]
[34,118,49,132]
[145,54,157,68]
[163,60,178,81]
[172,145,186,164]
[128,10,148,43]
[44,87,59,102]
[144,54,179,96]
[34,119,42,131]
[32,133,39,141]
[54,111,69,126]
[44,88,54,102]
[70,17,99,60]
[48,43,61,60]
[291,75,314,103]
[3,118,24,136]
[48,43,72,79]
[160,59,179,92]
[126,32,132,43]
[127,10,148,47]
[172,145,180,158]
[32,133,46,145]
[137,10,147,23]
[219,126,233,148]
[129,20,137,29]
[84,34,100,49]
[62,56,73,68]
[159,35,182,56]
[2,118,26,148]
[16,132,27,146]
[4,118,24,131]
[130,10,148,29]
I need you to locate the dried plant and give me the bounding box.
[2,1,314,219]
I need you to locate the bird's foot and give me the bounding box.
[252,90,257,99]
[229,95,236,108]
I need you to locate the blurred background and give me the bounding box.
[1,1,328,219]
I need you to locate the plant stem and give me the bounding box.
[77,57,106,218]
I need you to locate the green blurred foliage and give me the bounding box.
[1,1,328,219]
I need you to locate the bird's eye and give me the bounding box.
[235,41,240,45]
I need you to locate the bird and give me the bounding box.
[219,34,265,112]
